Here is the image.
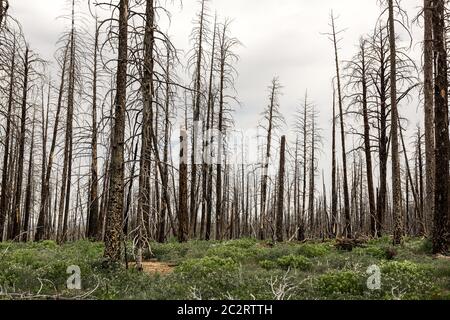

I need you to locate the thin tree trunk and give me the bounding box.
[36,43,70,241]
[423,0,435,236]
[331,13,351,238]
[11,47,30,240]
[276,136,286,242]
[87,20,100,240]
[388,0,403,245]
[22,111,36,242]
[0,36,16,241]
[432,0,449,254]
[104,0,129,263]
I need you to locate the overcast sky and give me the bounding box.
[10,0,424,182]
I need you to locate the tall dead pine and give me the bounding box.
[104,0,129,263]
[276,136,286,242]
[432,0,449,254]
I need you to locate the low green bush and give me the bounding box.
[176,256,239,276]
[379,261,437,300]
[296,243,332,258]
[276,255,313,271]
[259,260,278,270]
[315,271,365,297]
[353,246,396,260]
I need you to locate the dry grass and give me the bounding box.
[140,261,175,275]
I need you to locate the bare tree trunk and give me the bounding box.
[190,0,206,238]
[432,0,449,255]
[276,136,286,242]
[417,127,425,235]
[22,111,36,242]
[259,79,279,240]
[104,0,129,263]
[0,37,15,241]
[376,26,389,237]
[331,13,351,238]
[359,41,377,237]
[35,43,70,241]
[388,0,403,245]
[136,0,155,268]
[308,108,316,237]
[215,30,227,241]
[87,21,100,240]
[423,0,435,236]
[331,84,337,238]
[11,47,30,241]
[58,1,76,243]
[301,97,308,240]
[157,47,172,243]
[179,128,189,242]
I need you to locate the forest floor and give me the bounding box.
[0,237,449,300]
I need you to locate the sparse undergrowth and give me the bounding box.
[0,238,448,300]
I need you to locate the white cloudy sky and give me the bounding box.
[10,0,424,181]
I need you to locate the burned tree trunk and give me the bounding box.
[432,0,449,255]
[11,47,30,241]
[276,136,286,242]
[87,21,100,240]
[179,128,189,242]
[360,41,376,237]
[260,78,281,240]
[331,13,351,238]
[331,84,337,238]
[424,0,435,235]
[388,0,403,245]
[104,0,129,263]
[190,0,207,237]
[58,0,76,243]
[0,37,16,241]
[22,111,36,242]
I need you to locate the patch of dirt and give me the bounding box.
[435,254,450,261]
[139,261,175,275]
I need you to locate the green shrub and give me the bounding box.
[276,255,313,271]
[176,256,238,276]
[206,243,261,263]
[296,243,332,258]
[353,246,396,260]
[223,238,258,249]
[259,260,278,270]
[151,242,189,263]
[316,271,364,297]
[380,261,437,300]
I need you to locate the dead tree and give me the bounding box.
[259,78,283,240]
[432,0,449,255]
[179,128,189,242]
[57,0,77,243]
[201,14,217,241]
[329,12,351,238]
[104,0,129,263]
[189,0,209,237]
[215,19,239,240]
[423,0,435,235]
[345,39,377,237]
[0,34,16,241]
[331,83,338,237]
[21,107,37,241]
[87,19,100,240]
[35,43,69,241]
[11,46,30,240]
[275,136,286,242]
[387,0,403,245]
